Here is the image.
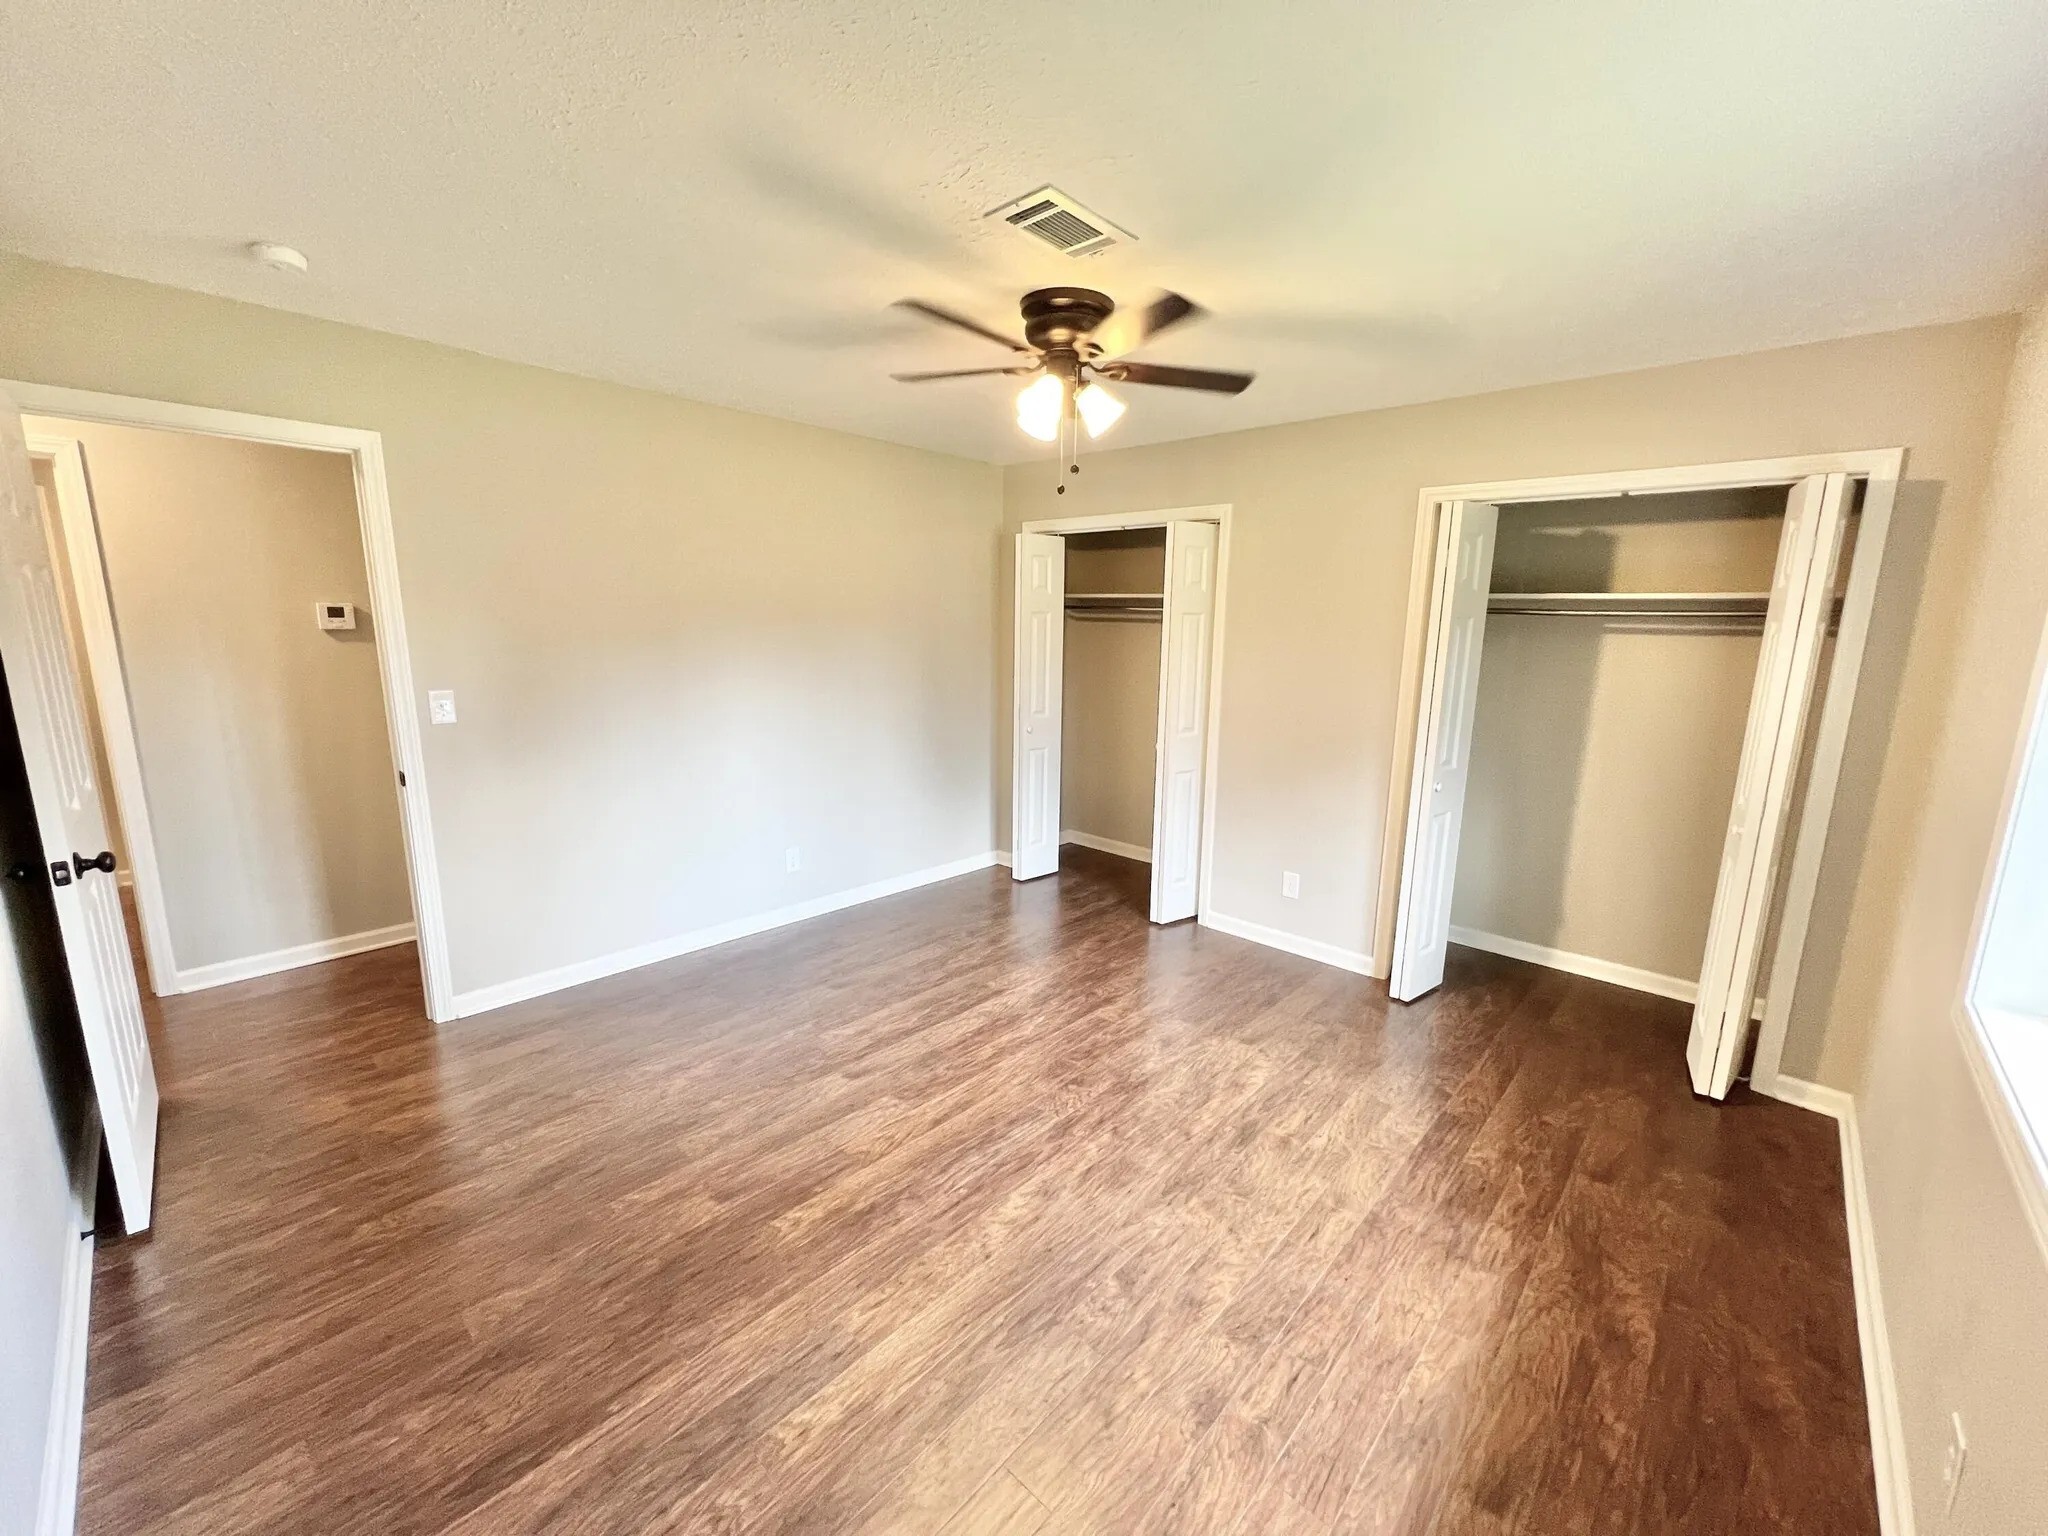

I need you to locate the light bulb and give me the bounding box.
[1015,374,1063,442]
[1075,382,1126,439]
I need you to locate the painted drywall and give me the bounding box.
[1451,490,1778,984]
[0,660,96,1531]
[1836,303,2048,1531]
[1002,315,2019,1077]
[0,254,1003,999]
[27,418,411,973]
[30,454,128,873]
[1061,533,1164,854]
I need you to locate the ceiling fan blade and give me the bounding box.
[893,298,1031,354]
[1093,291,1202,359]
[1103,360,1254,394]
[891,366,1036,382]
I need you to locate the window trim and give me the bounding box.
[1958,606,2048,1266]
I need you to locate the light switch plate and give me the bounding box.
[428,689,457,725]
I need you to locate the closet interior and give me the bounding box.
[1060,528,1166,877]
[1448,485,1858,1006]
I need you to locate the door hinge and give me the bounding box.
[398,769,408,788]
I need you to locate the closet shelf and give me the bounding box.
[1487,590,1771,618]
[1066,591,1164,621]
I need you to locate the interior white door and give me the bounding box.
[0,399,158,1231]
[1687,472,1852,1098]
[1011,532,1065,880]
[1149,519,1220,923]
[1389,500,1499,1002]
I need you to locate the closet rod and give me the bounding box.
[1485,592,1844,621]
[1485,604,1767,618]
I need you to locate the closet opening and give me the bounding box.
[1011,507,1230,925]
[1384,454,1900,1100]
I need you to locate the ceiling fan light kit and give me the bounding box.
[1015,373,1064,442]
[891,286,1254,487]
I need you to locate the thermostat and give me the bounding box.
[316,602,358,631]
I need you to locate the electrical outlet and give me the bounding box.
[427,689,457,725]
[785,847,802,873]
[1943,1411,1968,1514]
[1282,871,1301,899]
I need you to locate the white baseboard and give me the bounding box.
[1449,925,1697,1003]
[452,852,1006,1019]
[1060,830,1153,863]
[1199,910,1373,976]
[1755,1076,1913,1536]
[174,922,418,992]
[35,1225,93,1536]
[1449,926,1770,1018]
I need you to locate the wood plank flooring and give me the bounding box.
[79,849,1878,1533]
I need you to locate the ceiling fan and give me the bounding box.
[891,288,1252,480]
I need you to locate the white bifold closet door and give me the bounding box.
[1687,472,1852,1098]
[0,397,159,1230]
[1149,519,1220,923]
[1389,500,1499,1001]
[1011,532,1066,880]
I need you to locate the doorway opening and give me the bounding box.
[4,381,451,1232]
[1382,453,1901,1101]
[28,416,428,1012]
[1011,505,1229,925]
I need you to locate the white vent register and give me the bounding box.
[987,186,1131,257]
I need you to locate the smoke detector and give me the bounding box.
[248,241,309,274]
[986,187,1131,259]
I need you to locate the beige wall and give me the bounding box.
[1452,490,1777,983]
[0,255,1003,998]
[27,418,411,972]
[1002,316,2018,1083]
[0,679,95,1525]
[1833,304,2048,1531]
[1061,533,1163,854]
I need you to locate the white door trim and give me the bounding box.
[1018,503,1232,922]
[1378,451,1903,1088]
[9,379,456,1023]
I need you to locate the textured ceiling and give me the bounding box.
[3,0,2046,463]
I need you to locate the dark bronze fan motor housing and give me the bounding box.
[890,287,1254,397]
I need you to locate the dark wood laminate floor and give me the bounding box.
[81,849,1877,1534]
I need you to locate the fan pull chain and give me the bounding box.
[1056,382,1081,496]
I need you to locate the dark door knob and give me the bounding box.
[72,850,117,878]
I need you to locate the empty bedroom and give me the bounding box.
[2,1,2045,1532]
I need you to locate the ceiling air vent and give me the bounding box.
[987,186,1131,258]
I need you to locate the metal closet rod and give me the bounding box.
[1485,603,1767,618]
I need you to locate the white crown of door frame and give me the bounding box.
[1017,503,1233,923]
[7,379,456,1024]
[1379,450,1903,1098]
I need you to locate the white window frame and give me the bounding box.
[1958,604,2048,1264]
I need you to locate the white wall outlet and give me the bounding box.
[427,689,457,725]
[1282,871,1301,899]
[1943,1411,1968,1514]
[785,846,802,873]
